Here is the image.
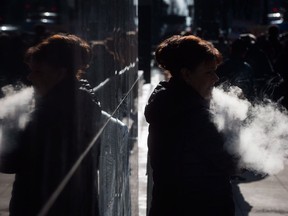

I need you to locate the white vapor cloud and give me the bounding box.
[210,86,288,175]
[0,85,35,152]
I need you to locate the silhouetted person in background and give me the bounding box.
[0,34,101,216]
[214,33,230,61]
[145,35,237,216]
[216,38,255,100]
[258,25,283,66]
[274,39,288,107]
[87,41,115,88]
[240,33,279,99]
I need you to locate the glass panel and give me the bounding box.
[0,0,138,215]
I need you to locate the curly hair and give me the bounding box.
[25,33,92,79]
[155,35,222,77]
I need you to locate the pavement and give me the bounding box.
[1,67,288,216]
[232,169,288,216]
[0,173,13,216]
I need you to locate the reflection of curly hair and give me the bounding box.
[25,34,92,79]
[155,35,222,77]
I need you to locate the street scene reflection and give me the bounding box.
[1,0,288,216]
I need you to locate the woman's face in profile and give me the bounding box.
[183,60,219,100]
[27,61,67,96]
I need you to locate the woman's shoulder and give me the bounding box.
[144,80,175,123]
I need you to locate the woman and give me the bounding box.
[4,34,101,216]
[145,35,237,216]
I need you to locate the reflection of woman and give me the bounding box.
[145,35,237,216]
[3,34,101,215]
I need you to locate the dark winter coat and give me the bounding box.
[4,78,101,216]
[145,77,236,216]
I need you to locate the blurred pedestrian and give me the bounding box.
[274,39,288,107]
[145,35,237,216]
[0,33,101,216]
[216,38,255,100]
[241,33,279,99]
[258,25,283,66]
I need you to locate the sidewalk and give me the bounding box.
[138,67,164,216]
[0,173,14,216]
[233,168,288,216]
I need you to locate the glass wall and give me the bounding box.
[0,0,139,215]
